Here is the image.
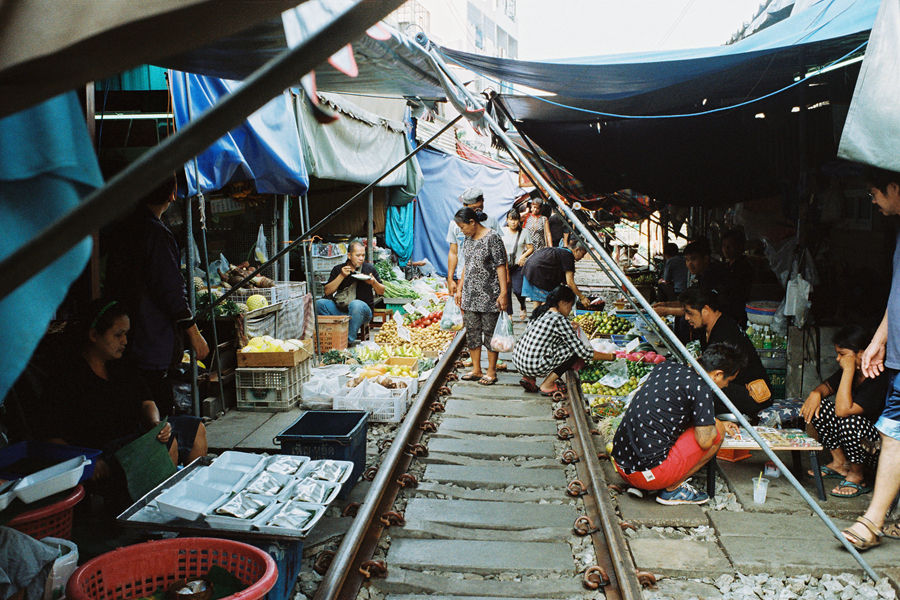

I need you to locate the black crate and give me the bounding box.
[274,411,368,499]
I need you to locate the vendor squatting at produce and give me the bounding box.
[521,239,590,310]
[514,286,615,396]
[317,241,385,345]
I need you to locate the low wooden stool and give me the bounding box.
[372,308,393,327]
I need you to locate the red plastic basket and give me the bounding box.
[8,484,84,540]
[66,538,278,600]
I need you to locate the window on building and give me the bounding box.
[497,27,508,58]
[508,36,518,59]
[507,0,516,21]
[468,2,484,50]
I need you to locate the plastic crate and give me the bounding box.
[311,254,345,273]
[8,484,84,540]
[228,282,308,306]
[332,387,410,423]
[316,315,350,352]
[0,441,101,483]
[236,362,311,412]
[274,411,368,500]
[766,367,787,401]
[66,538,277,600]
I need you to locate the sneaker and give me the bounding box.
[655,482,709,505]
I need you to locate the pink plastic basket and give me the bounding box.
[66,538,278,600]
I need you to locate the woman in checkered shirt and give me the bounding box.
[513,286,614,396]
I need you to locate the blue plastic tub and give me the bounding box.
[0,441,100,483]
[274,411,368,499]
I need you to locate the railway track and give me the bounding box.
[312,331,647,600]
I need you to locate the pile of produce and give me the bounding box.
[195,290,241,317]
[241,336,306,353]
[627,272,657,286]
[573,312,633,337]
[579,361,609,383]
[612,349,666,366]
[349,363,418,383]
[375,321,454,353]
[218,262,275,289]
[382,280,419,300]
[375,260,397,282]
[405,310,443,329]
[320,350,346,365]
[581,377,641,397]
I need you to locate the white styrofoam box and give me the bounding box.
[184,467,249,494]
[283,477,341,506]
[212,451,266,475]
[255,500,326,535]
[155,483,224,521]
[205,493,275,531]
[12,456,89,504]
[297,460,355,485]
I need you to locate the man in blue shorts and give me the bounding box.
[844,167,900,550]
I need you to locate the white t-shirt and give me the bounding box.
[447,214,501,278]
[501,226,529,263]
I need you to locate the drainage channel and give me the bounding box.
[311,334,644,600]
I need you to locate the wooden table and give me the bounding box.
[706,429,826,501]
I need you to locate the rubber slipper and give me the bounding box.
[842,516,882,551]
[540,382,566,397]
[478,375,497,386]
[519,378,540,393]
[460,372,481,381]
[831,480,872,498]
[883,523,900,540]
[496,361,508,371]
[461,358,474,368]
[809,465,845,480]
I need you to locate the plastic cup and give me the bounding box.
[752,476,769,504]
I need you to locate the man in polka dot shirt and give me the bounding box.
[612,343,746,505]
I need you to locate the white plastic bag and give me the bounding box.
[490,312,515,352]
[440,297,464,331]
[42,537,78,600]
[208,253,229,286]
[300,375,341,410]
[598,359,630,389]
[419,258,436,277]
[254,224,269,264]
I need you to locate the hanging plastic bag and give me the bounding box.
[254,225,269,264]
[440,297,464,331]
[490,312,515,352]
[208,253,229,286]
[419,258,436,277]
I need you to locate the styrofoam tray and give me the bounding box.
[212,451,266,474]
[264,455,310,477]
[184,467,250,493]
[284,477,341,506]
[244,470,293,500]
[255,500,326,535]
[0,480,17,512]
[206,493,275,531]
[12,456,89,504]
[298,460,354,485]
[155,483,224,521]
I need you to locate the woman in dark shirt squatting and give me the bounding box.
[680,287,772,421]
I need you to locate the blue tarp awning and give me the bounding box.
[170,71,309,196]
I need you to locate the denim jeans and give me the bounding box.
[316,299,372,343]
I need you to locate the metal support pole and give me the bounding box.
[0,0,408,304]
[367,189,374,262]
[425,44,879,581]
[302,194,321,361]
[183,197,200,417]
[197,192,225,416]
[282,195,291,281]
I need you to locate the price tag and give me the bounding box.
[416,306,430,317]
[625,337,641,352]
[393,311,405,326]
[397,324,412,342]
[403,303,416,314]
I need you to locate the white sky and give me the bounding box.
[516,0,766,60]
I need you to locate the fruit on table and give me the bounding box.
[375,321,455,352]
[246,294,269,311]
[573,312,633,337]
[242,336,304,352]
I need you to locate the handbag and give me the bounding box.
[746,379,772,404]
[333,281,357,311]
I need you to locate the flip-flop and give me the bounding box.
[831,480,872,498]
[842,516,882,551]
[519,378,540,393]
[478,375,497,386]
[460,372,481,381]
[496,361,508,371]
[809,466,845,480]
[883,523,900,540]
[540,382,566,397]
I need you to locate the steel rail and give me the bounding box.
[420,42,879,581]
[564,372,645,600]
[313,331,466,600]
[0,0,407,304]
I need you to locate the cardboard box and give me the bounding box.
[386,356,420,373]
[237,339,313,367]
[317,315,350,352]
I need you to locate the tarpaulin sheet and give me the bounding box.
[170,71,308,196]
[295,91,409,186]
[838,0,900,172]
[412,148,519,277]
[0,92,104,404]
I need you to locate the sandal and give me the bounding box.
[460,372,481,381]
[884,523,900,540]
[478,375,497,386]
[842,516,882,551]
[519,377,540,393]
[496,361,508,371]
[540,382,567,397]
[809,465,845,480]
[831,480,871,498]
